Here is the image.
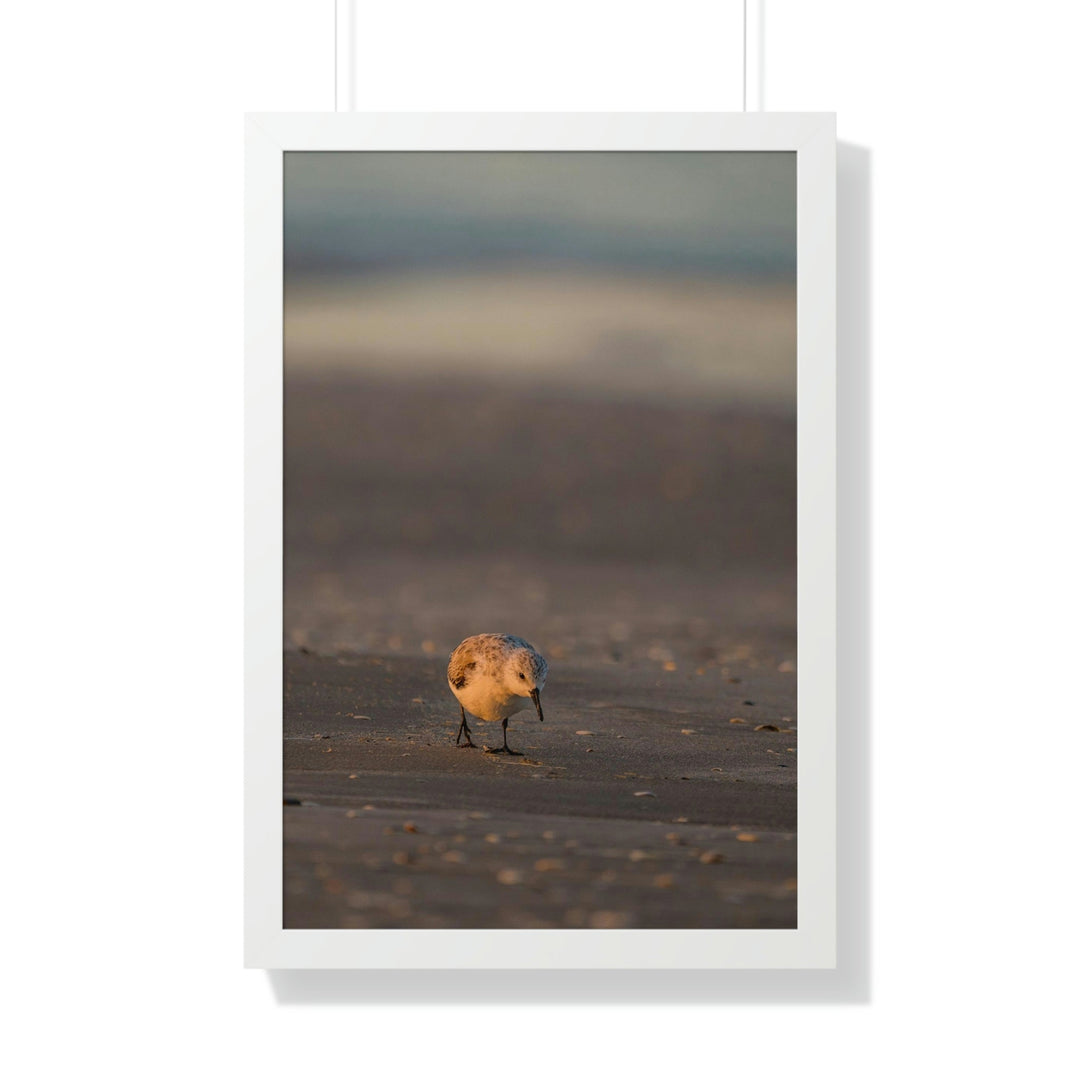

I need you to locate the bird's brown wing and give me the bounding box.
[447,644,477,689]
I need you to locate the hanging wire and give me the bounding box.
[743,1,748,110]
[335,2,751,113]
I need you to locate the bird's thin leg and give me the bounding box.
[456,705,475,748]
[484,717,522,755]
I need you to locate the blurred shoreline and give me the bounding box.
[285,271,795,412]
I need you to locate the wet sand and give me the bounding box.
[284,373,797,928]
[285,650,796,929]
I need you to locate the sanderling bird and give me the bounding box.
[447,634,548,755]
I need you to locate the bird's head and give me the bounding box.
[505,647,548,721]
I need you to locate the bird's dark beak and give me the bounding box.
[530,688,543,721]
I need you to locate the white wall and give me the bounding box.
[4,3,1076,1077]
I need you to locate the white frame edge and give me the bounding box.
[245,112,836,969]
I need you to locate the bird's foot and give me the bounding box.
[483,745,522,756]
[456,739,476,749]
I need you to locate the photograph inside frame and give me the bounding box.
[282,150,797,929]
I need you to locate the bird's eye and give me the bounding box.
[519,672,526,679]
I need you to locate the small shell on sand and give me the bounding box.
[755,723,780,732]
[534,858,565,872]
[575,730,596,736]
[736,833,760,843]
[496,868,524,885]
[729,717,748,724]
[633,790,657,798]
[699,850,725,864]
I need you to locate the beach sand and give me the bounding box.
[283,372,796,928]
[285,649,796,929]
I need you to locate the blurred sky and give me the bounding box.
[283,153,796,411]
[285,152,795,280]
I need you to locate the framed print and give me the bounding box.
[245,112,835,968]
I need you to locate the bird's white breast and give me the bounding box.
[451,676,529,723]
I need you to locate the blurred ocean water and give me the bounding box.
[285,152,796,411]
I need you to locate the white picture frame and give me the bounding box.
[246,112,835,969]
